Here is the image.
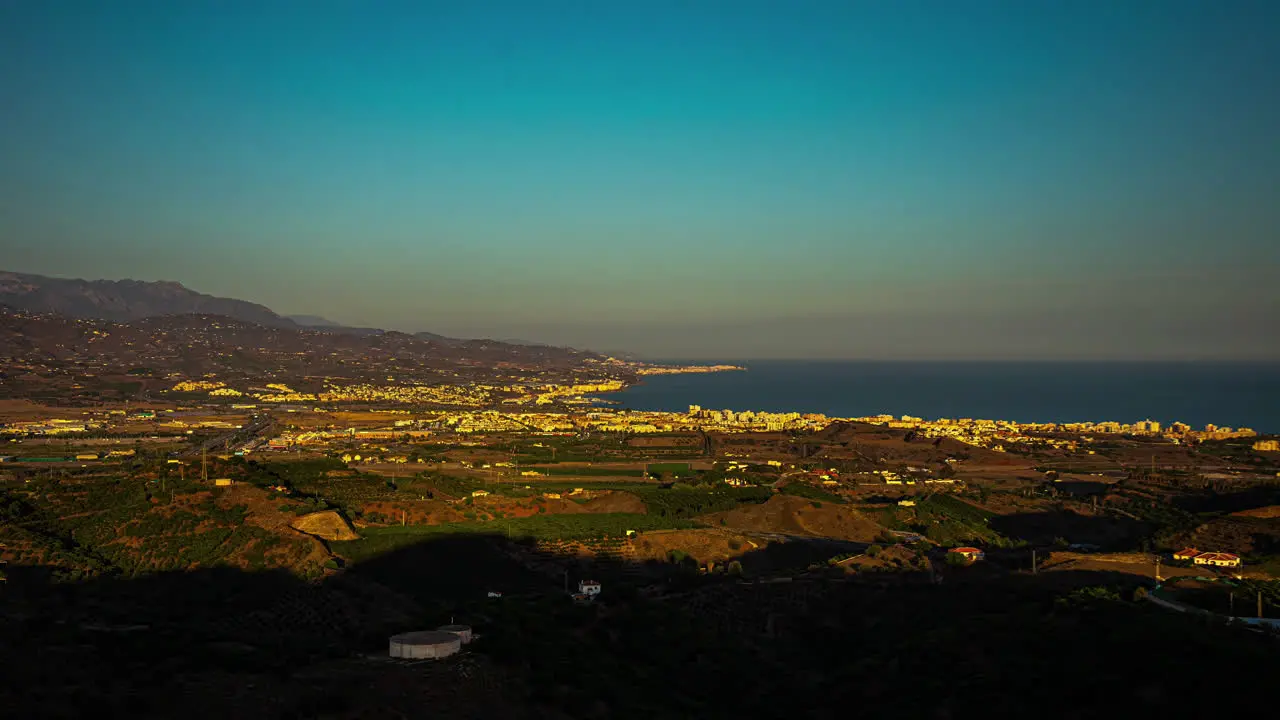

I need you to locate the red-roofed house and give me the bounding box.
[1193,552,1241,568]
[948,547,985,562]
[1173,548,1201,561]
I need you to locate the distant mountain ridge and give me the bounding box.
[0,271,548,350]
[0,271,292,328]
[287,314,342,327]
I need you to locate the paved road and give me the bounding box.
[179,414,275,458]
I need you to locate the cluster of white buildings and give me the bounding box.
[685,406,827,432]
[853,414,1260,451]
[0,419,96,435]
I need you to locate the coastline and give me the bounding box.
[597,360,1280,433]
[631,363,746,376]
[591,363,745,405]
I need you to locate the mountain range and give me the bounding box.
[0,271,517,348]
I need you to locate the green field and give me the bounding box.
[631,485,771,518]
[779,482,845,504]
[529,466,647,477]
[646,462,691,473]
[332,513,699,562]
[909,494,1013,546]
[518,480,658,492]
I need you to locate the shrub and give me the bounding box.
[866,544,883,557]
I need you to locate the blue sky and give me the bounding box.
[2,1,1277,359]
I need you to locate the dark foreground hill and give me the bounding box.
[2,531,1279,719]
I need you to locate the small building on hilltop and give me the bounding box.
[1193,552,1241,568]
[1173,548,1201,561]
[578,579,602,597]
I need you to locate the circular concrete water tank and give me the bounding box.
[436,624,473,644]
[388,631,461,659]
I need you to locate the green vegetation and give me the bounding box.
[779,482,845,504]
[412,471,484,498]
[531,466,646,477]
[630,485,771,518]
[909,493,1020,547]
[1,472,320,577]
[522,480,655,492]
[332,513,698,562]
[241,457,346,489]
[646,462,691,473]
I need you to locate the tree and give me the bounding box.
[727,560,743,576]
[866,544,883,557]
[944,551,969,567]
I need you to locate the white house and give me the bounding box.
[578,579,602,597]
[1193,552,1242,568]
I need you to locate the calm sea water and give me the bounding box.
[606,361,1280,433]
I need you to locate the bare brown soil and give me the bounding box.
[629,528,757,565]
[1231,505,1280,518]
[355,499,465,526]
[1038,551,1200,581]
[703,495,884,542]
[291,510,359,541]
[582,491,647,514]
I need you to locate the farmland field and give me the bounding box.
[331,512,699,562]
[528,466,646,477]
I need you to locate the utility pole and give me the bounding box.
[1032,550,1037,575]
[1155,556,1162,583]
[1230,592,1235,617]
[201,447,208,484]
[1259,591,1264,619]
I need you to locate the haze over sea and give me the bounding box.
[609,362,1280,433]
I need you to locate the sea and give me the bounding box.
[603,361,1280,433]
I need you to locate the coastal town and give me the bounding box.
[3,285,1279,719]
[3,314,1280,718]
[3,390,1261,457]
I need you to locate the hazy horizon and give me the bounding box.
[3,2,1278,360]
